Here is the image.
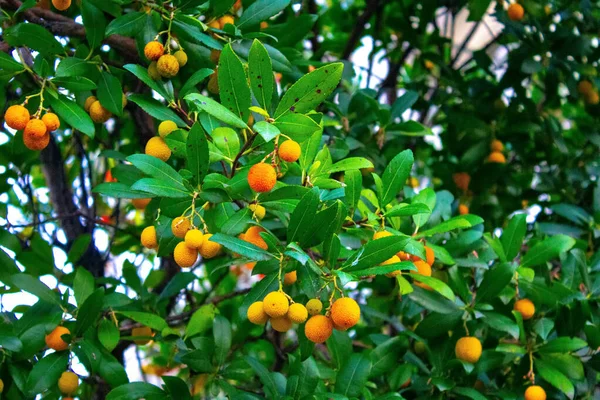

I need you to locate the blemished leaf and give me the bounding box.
[344,170,362,213]
[4,23,64,56]
[105,11,147,37]
[210,233,275,260]
[45,90,96,137]
[249,39,274,110]
[117,311,168,331]
[520,235,576,268]
[272,113,322,143]
[218,44,252,123]
[124,64,172,101]
[535,359,575,399]
[334,353,372,397]
[186,122,210,184]
[327,157,373,173]
[24,352,69,396]
[128,94,187,126]
[98,71,124,116]
[185,93,248,129]
[237,0,291,29]
[98,319,120,352]
[106,382,169,400]
[274,63,344,118]
[415,215,484,238]
[501,213,527,261]
[81,1,106,49]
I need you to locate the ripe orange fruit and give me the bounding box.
[145,137,171,161]
[84,96,97,112]
[158,120,178,138]
[507,3,524,21]
[171,216,191,238]
[410,246,435,266]
[141,226,158,249]
[305,315,333,343]
[24,119,47,138]
[89,101,112,123]
[219,15,235,28]
[210,49,221,64]
[244,226,268,250]
[514,298,535,320]
[199,233,222,259]
[373,230,393,240]
[270,317,292,332]
[144,41,164,61]
[132,198,151,210]
[455,336,482,363]
[287,303,308,323]
[330,298,360,330]
[58,371,78,395]
[381,255,401,278]
[247,301,269,324]
[52,0,71,11]
[263,291,289,318]
[185,229,204,250]
[283,271,297,285]
[488,151,506,163]
[174,242,198,268]
[23,130,50,151]
[248,163,277,192]
[4,105,30,130]
[45,326,70,351]
[459,204,469,215]
[490,139,504,152]
[524,385,546,400]
[42,113,60,131]
[577,80,593,95]
[278,140,301,162]
[453,172,471,192]
[208,71,219,94]
[157,54,180,78]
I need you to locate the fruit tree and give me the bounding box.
[1,0,600,399]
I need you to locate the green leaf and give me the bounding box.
[24,352,69,396]
[369,336,408,377]
[481,311,519,339]
[521,235,576,268]
[93,182,153,199]
[416,215,484,238]
[98,319,120,352]
[539,337,588,353]
[334,353,372,397]
[412,188,436,228]
[107,382,168,400]
[73,267,95,306]
[126,154,188,192]
[185,304,217,338]
[210,233,274,260]
[351,261,416,277]
[124,64,172,101]
[344,170,362,214]
[287,187,320,244]
[0,51,25,72]
[245,356,280,398]
[274,63,344,118]
[218,44,252,123]
[476,262,516,303]
[163,376,193,400]
[416,311,462,338]
[51,76,97,92]
[45,91,95,137]
[380,149,414,206]
[385,202,431,217]
[98,71,124,116]
[391,90,419,120]
[535,359,575,399]
[185,93,248,129]
[213,315,232,367]
[410,275,455,301]
[75,288,105,335]
[253,121,280,142]
[180,68,214,97]
[56,57,98,78]
[128,94,187,126]
[105,11,147,36]
[343,235,412,272]
[81,1,106,49]
[5,23,63,55]
[409,286,460,314]
[11,273,61,305]
[248,39,274,110]
[501,213,527,261]
[237,0,291,29]
[117,311,168,331]
[272,113,321,143]
[467,0,493,21]
[212,127,240,162]
[186,122,209,184]
[172,15,222,50]
[327,157,373,173]
[131,177,192,198]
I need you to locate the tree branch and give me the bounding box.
[341,0,379,60]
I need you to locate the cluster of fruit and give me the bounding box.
[141,216,222,268]
[578,80,600,105]
[248,293,361,343]
[144,120,179,162]
[487,139,506,164]
[3,105,60,151]
[246,139,301,193]
[84,94,125,124]
[145,41,188,81]
[374,230,435,283]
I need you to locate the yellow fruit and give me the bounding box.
[145,137,171,162]
[219,14,235,27]
[453,172,471,191]
[524,385,546,400]
[283,271,297,285]
[410,246,435,266]
[158,120,178,138]
[157,54,180,78]
[185,229,204,250]
[514,298,535,320]
[174,242,198,268]
[208,71,219,94]
[455,336,482,363]
[208,20,221,29]
[171,216,191,238]
[45,326,70,351]
[490,139,504,152]
[244,226,268,250]
[248,163,277,192]
[148,61,161,80]
[488,151,506,163]
[141,226,158,249]
[424,60,434,70]
[287,303,308,323]
[270,317,292,332]
[459,204,469,215]
[89,101,112,123]
[330,297,360,330]
[24,119,47,138]
[144,41,164,61]
[199,233,222,259]
[263,291,289,318]
[382,255,401,278]
[306,299,322,315]
[247,301,269,324]
[278,140,301,162]
[52,0,71,11]
[260,21,269,30]
[41,113,60,132]
[249,204,266,220]
[373,230,393,240]
[304,315,333,343]
[132,326,153,345]
[174,50,188,67]
[23,131,50,151]
[4,104,30,130]
[58,371,78,395]
[84,96,97,112]
[578,80,593,95]
[210,49,221,64]
[132,198,151,210]
[507,3,524,21]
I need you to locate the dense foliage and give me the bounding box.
[0,0,599,399]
